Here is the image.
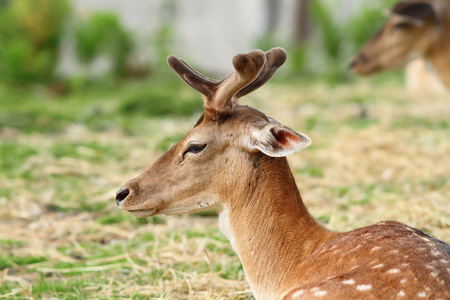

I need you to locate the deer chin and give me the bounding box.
[126,209,157,218]
[125,200,220,218]
[351,62,382,76]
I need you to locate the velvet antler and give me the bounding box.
[168,48,286,117]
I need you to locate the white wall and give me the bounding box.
[60,0,298,76]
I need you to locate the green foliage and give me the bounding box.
[344,8,384,50]
[311,1,343,61]
[0,2,137,86]
[74,12,134,77]
[118,80,199,117]
[149,0,177,73]
[288,0,400,83]
[0,79,201,135]
[288,44,309,75]
[0,0,70,83]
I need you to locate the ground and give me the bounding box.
[0,78,449,299]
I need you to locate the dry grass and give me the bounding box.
[1,80,449,299]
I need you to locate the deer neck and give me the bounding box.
[426,14,450,90]
[218,154,338,300]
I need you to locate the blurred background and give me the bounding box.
[1,0,449,299]
[0,0,410,134]
[0,0,402,89]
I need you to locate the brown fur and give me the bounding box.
[222,151,339,297]
[282,221,450,299]
[350,0,450,91]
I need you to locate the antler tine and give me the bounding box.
[235,47,287,99]
[167,55,220,99]
[209,50,266,115]
[177,57,216,82]
[168,50,266,117]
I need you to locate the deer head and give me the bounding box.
[115,48,311,218]
[349,0,444,75]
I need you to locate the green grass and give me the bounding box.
[0,255,47,270]
[0,78,201,135]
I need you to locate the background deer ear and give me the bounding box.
[247,123,311,157]
[391,1,440,27]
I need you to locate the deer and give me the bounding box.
[116,48,450,299]
[349,0,450,92]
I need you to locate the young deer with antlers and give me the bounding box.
[116,48,450,299]
[349,0,450,92]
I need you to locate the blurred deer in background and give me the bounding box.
[349,0,450,93]
[116,48,450,299]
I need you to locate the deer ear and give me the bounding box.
[392,2,440,27]
[248,123,311,157]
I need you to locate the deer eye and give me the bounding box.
[393,22,411,30]
[184,143,207,155]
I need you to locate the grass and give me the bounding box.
[0,78,200,135]
[0,76,449,299]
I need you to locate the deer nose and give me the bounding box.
[349,53,369,70]
[348,59,357,70]
[115,188,130,206]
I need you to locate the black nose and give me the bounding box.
[116,188,130,206]
[348,59,357,70]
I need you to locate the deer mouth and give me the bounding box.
[349,52,383,76]
[126,209,156,218]
[350,61,382,76]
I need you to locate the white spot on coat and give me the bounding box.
[350,244,362,252]
[342,279,355,285]
[313,290,327,297]
[401,263,410,267]
[387,268,400,274]
[397,290,406,297]
[431,250,441,256]
[292,289,305,297]
[356,284,372,291]
[372,263,384,269]
[427,242,437,248]
[418,291,426,297]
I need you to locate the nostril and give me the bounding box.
[348,61,356,70]
[115,188,130,205]
[348,59,358,70]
